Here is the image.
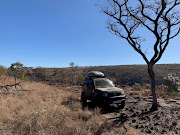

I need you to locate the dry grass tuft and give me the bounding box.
[0,78,108,135]
[0,78,84,134]
[0,77,152,135]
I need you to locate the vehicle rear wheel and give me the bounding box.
[81,92,87,104]
[117,100,125,109]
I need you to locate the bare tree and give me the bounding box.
[101,0,180,111]
[69,62,78,84]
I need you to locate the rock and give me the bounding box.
[135,125,138,129]
[172,121,177,126]
[132,119,136,123]
[146,129,152,134]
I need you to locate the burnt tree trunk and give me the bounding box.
[148,63,158,111]
[14,76,17,88]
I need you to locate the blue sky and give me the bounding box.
[0,0,179,68]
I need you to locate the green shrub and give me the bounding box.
[164,73,180,92]
[0,65,6,76]
[8,62,25,83]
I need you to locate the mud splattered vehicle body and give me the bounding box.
[81,71,126,108]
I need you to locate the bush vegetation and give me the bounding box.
[23,64,180,87]
[0,63,179,134]
[0,78,136,135]
[164,73,180,92]
[1,63,180,87]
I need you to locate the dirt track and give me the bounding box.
[61,85,180,135]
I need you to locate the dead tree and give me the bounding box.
[69,62,78,85]
[0,82,23,95]
[102,0,180,111]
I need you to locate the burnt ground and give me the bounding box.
[60,85,180,135]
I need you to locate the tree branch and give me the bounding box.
[102,0,180,65]
[138,0,155,22]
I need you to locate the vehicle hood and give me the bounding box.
[96,87,124,94]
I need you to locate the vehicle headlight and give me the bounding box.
[103,92,108,97]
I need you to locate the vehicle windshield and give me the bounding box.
[94,79,114,88]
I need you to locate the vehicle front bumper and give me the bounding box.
[96,95,126,104]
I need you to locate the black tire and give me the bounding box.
[81,92,87,110]
[91,96,99,106]
[81,92,87,104]
[117,100,125,109]
[92,98,106,108]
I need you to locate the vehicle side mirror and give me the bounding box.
[87,84,93,89]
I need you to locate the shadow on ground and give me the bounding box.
[82,101,123,114]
